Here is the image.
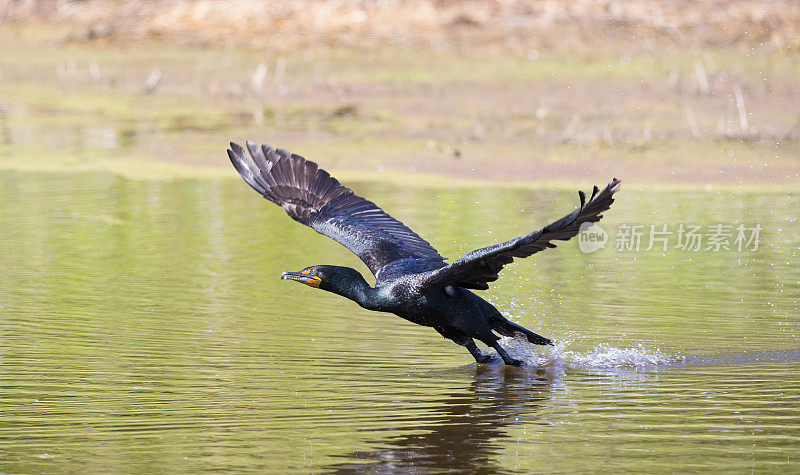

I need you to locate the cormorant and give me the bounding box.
[228,141,620,366]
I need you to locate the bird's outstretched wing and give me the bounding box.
[419,179,621,291]
[228,141,446,277]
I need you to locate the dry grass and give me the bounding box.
[1,1,798,187]
[3,0,800,54]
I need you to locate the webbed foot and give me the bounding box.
[502,356,524,366]
[466,341,495,364]
[491,342,524,366]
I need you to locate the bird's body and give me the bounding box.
[228,141,620,365]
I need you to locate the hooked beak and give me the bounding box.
[281,271,322,288]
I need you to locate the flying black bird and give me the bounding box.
[228,142,620,366]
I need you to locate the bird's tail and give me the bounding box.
[491,316,552,346]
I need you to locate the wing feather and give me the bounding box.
[419,179,621,290]
[228,141,445,276]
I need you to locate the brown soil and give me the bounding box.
[1,2,798,187]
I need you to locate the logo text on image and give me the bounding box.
[578,222,607,254]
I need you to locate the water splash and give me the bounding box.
[499,336,682,370]
[564,342,683,369]
[499,335,556,367]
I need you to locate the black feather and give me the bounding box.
[420,178,621,290]
[228,142,446,280]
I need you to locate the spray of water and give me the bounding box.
[499,335,683,370]
[565,342,683,369]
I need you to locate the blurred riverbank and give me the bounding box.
[1,1,798,187]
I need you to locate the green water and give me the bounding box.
[1,170,798,472]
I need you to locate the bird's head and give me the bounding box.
[281,265,367,296]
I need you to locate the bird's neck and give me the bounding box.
[333,275,380,309]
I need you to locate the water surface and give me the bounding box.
[1,170,798,472]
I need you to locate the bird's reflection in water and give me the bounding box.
[327,365,555,473]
